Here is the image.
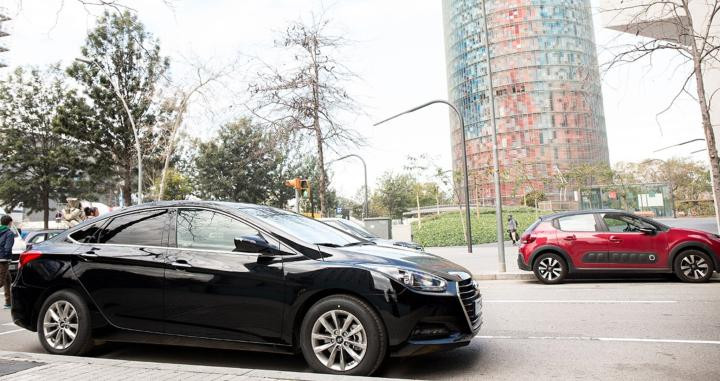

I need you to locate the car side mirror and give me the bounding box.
[234,235,273,254]
[639,227,656,235]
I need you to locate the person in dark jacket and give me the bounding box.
[0,215,15,308]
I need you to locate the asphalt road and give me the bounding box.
[1,278,718,380]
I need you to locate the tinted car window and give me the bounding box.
[98,209,168,246]
[176,209,258,251]
[69,222,105,243]
[602,214,654,232]
[557,214,597,232]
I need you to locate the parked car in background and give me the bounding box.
[518,209,720,284]
[24,229,63,250]
[320,218,424,251]
[12,201,481,376]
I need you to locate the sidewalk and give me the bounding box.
[426,242,535,280]
[0,350,411,381]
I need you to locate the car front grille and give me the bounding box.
[458,278,482,331]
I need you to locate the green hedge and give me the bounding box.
[411,209,541,247]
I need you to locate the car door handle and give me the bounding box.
[171,260,192,268]
[609,236,622,243]
[81,248,99,258]
[563,235,576,241]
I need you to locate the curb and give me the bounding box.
[0,350,415,381]
[473,273,536,281]
[473,273,720,281]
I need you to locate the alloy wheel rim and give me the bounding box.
[311,309,367,372]
[680,254,709,280]
[43,300,79,350]
[538,258,562,281]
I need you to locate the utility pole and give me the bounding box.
[481,0,506,272]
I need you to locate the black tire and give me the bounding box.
[299,294,387,376]
[36,289,94,356]
[533,252,568,284]
[674,250,714,283]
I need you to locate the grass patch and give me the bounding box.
[411,208,542,247]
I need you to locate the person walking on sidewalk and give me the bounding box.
[0,215,15,308]
[507,214,519,245]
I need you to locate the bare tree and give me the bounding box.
[156,57,238,200]
[249,16,362,216]
[600,0,720,229]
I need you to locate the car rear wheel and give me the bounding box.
[533,253,568,284]
[674,250,714,283]
[37,289,94,356]
[299,295,386,376]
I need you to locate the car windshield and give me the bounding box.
[329,220,376,239]
[240,206,363,246]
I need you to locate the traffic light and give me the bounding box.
[284,178,310,191]
[284,178,303,190]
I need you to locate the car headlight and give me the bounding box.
[363,264,447,292]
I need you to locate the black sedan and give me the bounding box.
[11,201,481,376]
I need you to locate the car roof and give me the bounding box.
[540,209,627,221]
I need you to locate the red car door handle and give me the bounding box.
[563,235,576,241]
[609,236,622,243]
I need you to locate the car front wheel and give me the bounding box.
[674,250,714,283]
[37,289,94,356]
[299,295,387,376]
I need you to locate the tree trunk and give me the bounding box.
[310,40,327,217]
[684,0,720,231]
[123,166,133,207]
[416,190,421,227]
[314,128,327,217]
[42,189,49,230]
[436,192,440,215]
[159,98,188,201]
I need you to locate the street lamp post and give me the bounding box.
[481,0,507,272]
[330,154,369,219]
[75,57,144,205]
[374,100,474,254]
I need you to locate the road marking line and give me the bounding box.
[2,322,15,326]
[477,335,720,345]
[0,328,25,335]
[483,300,677,304]
[597,337,720,345]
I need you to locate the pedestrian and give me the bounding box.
[507,214,519,245]
[61,198,85,228]
[0,215,15,309]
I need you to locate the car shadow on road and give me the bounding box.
[89,342,310,372]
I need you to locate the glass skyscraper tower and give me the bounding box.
[443,0,609,203]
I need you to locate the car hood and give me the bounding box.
[372,238,423,250]
[318,244,472,281]
[668,227,716,237]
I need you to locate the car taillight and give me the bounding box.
[19,250,43,269]
[521,235,536,244]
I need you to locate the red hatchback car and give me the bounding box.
[517,209,720,284]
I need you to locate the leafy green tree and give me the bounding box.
[193,118,285,203]
[67,11,170,206]
[0,66,93,228]
[371,172,415,220]
[148,169,192,201]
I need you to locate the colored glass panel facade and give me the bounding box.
[443,0,609,203]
